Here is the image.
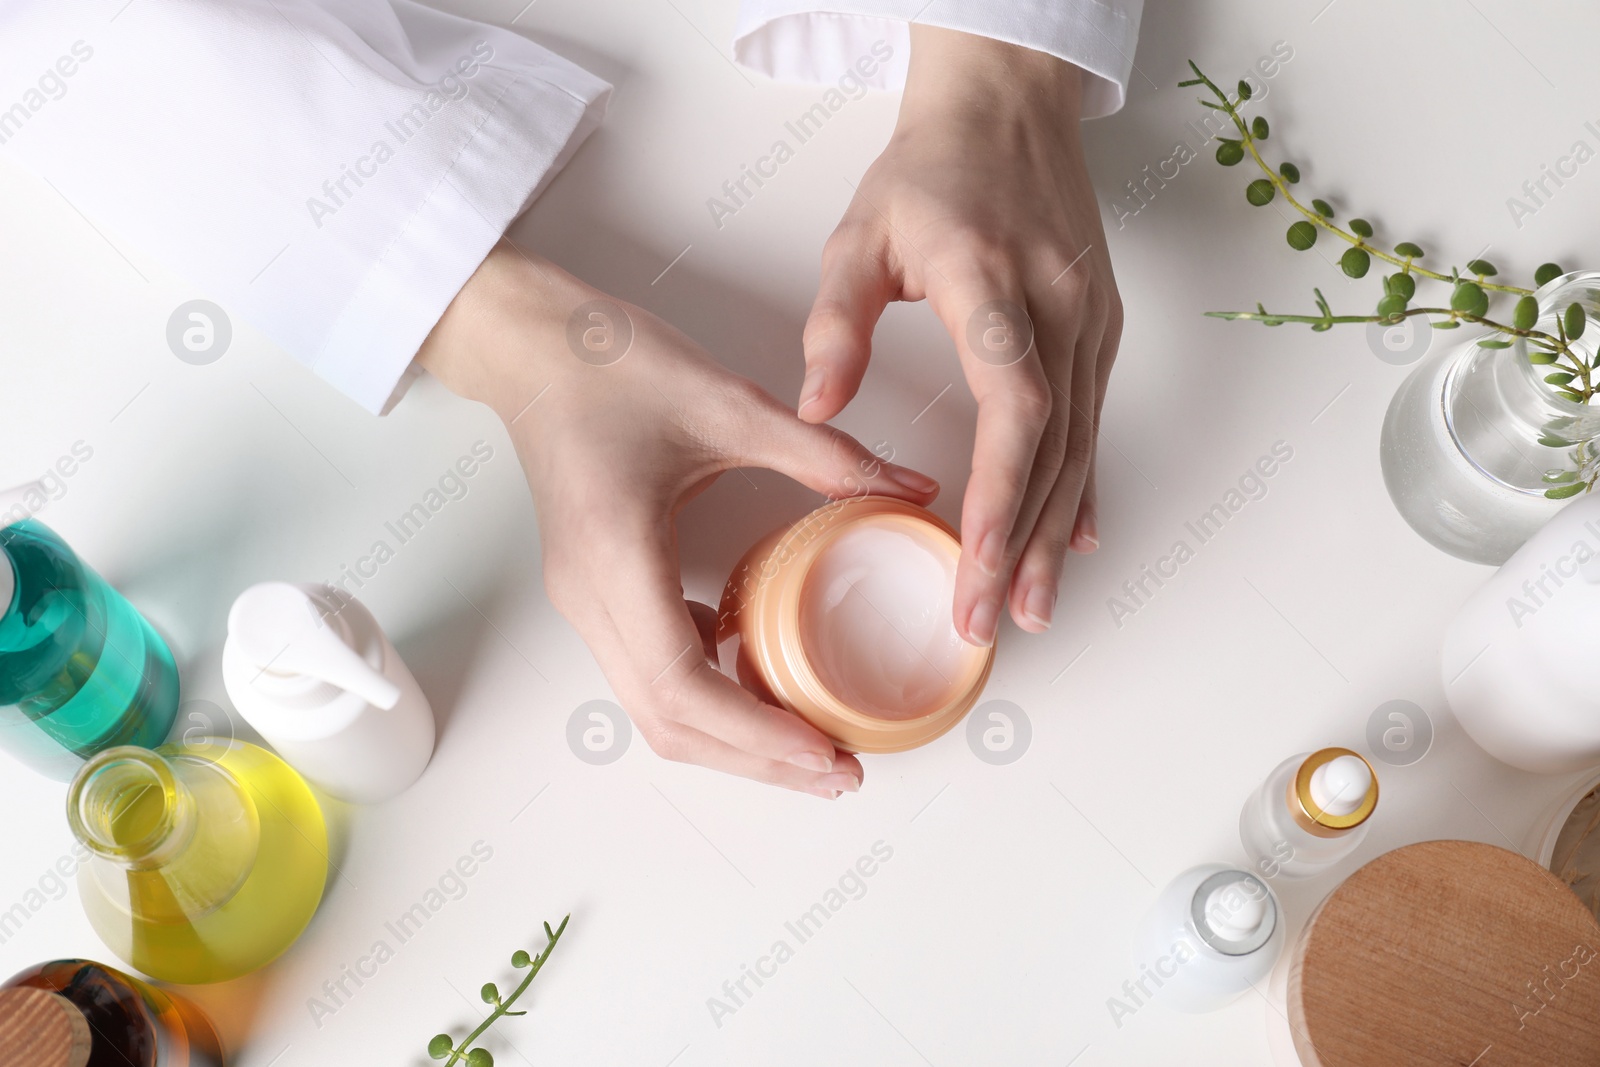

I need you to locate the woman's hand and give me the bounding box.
[419,241,941,797]
[799,25,1123,646]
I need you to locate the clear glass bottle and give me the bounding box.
[1380,271,1600,565]
[1,958,225,1066]
[68,740,328,984]
[0,517,180,780]
[1239,748,1378,880]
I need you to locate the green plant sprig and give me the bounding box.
[1183,59,1600,497]
[1181,61,1535,297]
[427,914,570,1067]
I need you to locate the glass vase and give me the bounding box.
[1379,271,1600,565]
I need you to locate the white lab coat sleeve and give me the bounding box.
[732,0,1142,118]
[0,0,610,414]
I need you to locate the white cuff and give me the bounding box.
[733,1,1143,118]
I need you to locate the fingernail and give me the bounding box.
[976,528,1006,577]
[819,772,861,793]
[1072,514,1099,553]
[807,788,842,800]
[788,751,833,774]
[1022,585,1056,629]
[967,597,999,647]
[885,464,939,495]
[798,370,826,414]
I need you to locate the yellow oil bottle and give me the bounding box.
[67,739,328,984]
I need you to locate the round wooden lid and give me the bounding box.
[1289,840,1600,1066]
[0,987,92,1067]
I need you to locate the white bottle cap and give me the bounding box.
[1204,881,1268,941]
[1309,754,1373,817]
[228,582,402,710]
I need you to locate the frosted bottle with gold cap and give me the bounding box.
[1239,747,1379,880]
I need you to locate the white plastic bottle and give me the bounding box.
[1239,748,1378,880]
[222,582,434,803]
[1131,864,1284,1013]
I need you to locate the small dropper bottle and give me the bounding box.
[1132,864,1285,1013]
[1239,747,1379,880]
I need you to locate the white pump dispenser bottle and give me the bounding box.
[222,582,434,803]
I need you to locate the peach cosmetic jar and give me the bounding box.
[716,496,994,753]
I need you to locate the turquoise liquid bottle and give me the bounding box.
[0,506,179,781]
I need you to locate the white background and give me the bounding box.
[3,1,1600,1064]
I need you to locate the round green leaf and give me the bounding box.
[1286,221,1317,250]
[1546,372,1577,385]
[1350,218,1374,238]
[1252,116,1269,139]
[1535,262,1566,287]
[1451,281,1488,317]
[481,983,500,1005]
[1387,273,1417,301]
[1237,79,1253,101]
[1340,247,1370,278]
[1216,140,1244,166]
[430,1035,455,1060]
[1529,350,1561,365]
[1376,294,1407,320]
[1513,295,1539,331]
[1246,179,1275,206]
[1466,259,1498,277]
[511,949,533,968]
[1278,162,1300,183]
[1394,242,1424,258]
[467,1049,495,1067]
[1565,302,1587,340]
[1312,198,1334,218]
[1546,481,1587,500]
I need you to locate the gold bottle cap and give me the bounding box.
[0,987,92,1067]
[1288,747,1379,838]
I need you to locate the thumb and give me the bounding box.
[738,402,940,504]
[799,220,895,423]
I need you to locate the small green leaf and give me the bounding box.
[1287,221,1317,250]
[1340,247,1370,278]
[1565,303,1587,340]
[1237,79,1253,101]
[1278,162,1300,183]
[1540,432,1576,446]
[1216,140,1244,166]
[1394,242,1424,258]
[1479,340,1513,349]
[467,1049,495,1067]
[1545,469,1579,483]
[1529,350,1561,365]
[1546,481,1587,499]
[430,1035,455,1060]
[1246,179,1275,206]
[1546,372,1576,385]
[1535,262,1566,287]
[511,950,532,968]
[1387,273,1417,301]
[481,983,500,1005]
[1466,259,1498,277]
[1514,295,1539,331]
[1252,116,1269,139]
[1312,198,1334,218]
[1350,218,1374,238]
[1433,319,1461,330]
[1451,281,1488,317]
[1376,294,1407,320]
[1560,388,1587,402]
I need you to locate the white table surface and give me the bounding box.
[4,1,1600,1063]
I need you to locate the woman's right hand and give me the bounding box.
[419,241,942,797]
